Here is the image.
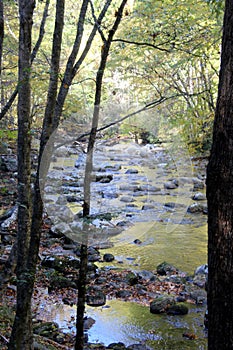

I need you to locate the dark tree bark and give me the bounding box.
[8,1,64,349]
[206,1,233,349]
[52,0,112,130]
[8,1,35,349]
[75,2,128,350]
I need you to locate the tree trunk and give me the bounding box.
[53,0,112,130]
[76,2,128,349]
[8,1,35,349]
[8,1,64,349]
[206,1,233,349]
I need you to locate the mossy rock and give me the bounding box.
[156,261,177,276]
[126,272,139,286]
[167,302,189,315]
[150,296,175,314]
[48,274,77,291]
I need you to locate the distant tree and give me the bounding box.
[207,0,233,348]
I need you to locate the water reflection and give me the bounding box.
[42,300,207,349]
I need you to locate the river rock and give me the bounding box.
[137,270,156,281]
[192,177,204,190]
[142,204,155,210]
[156,261,178,276]
[116,289,132,298]
[0,156,17,172]
[41,255,80,271]
[187,203,206,214]
[125,168,139,174]
[192,192,206,201]
[150,296,175,314]
[95,174,113,183]
[190,289,207,304]
[103,253,115,262]
[48,274,77,291]
[33,321,59,336]
[164,180,178,189]
[120,195,134,203]
[126,272,139,286]
[0,205,18,229]
[166,302,189,315]
[195,264,208,275]
[107,342,126,349]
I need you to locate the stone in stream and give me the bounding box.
[192,192,206,201]
[192,177,204,190]
[187,202,207,214]
[164,179,179,189]
[150,296,175,314]
[166,302,189,315]
[125,168,139,174]
[103,253,115,262]
[95,174,113,183]
[142,204,155,210]
[0,155,17,172]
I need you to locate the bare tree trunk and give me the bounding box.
[75,2,128,349]
[207,1,233,349]
[8,1,35,349]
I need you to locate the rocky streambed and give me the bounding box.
[0,139,208,349]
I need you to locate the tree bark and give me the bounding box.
[206,1,233,349]
[8,1,35,349]
[76,2,128,349]
[53,0,112,130]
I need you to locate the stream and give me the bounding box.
[39,138,208,349]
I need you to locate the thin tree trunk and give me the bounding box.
[8,1,35,349]
[75,2,128,349]
[207,1,233,349]
[53,0,112,130]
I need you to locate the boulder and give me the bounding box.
[156,261,178,276]
[150,296,175,314]
[192,192,206,201]
[126,272,139,286]
[187,203,207,214]
[116,289,132,298]
[166,302,189,315]
[103,253,115,262]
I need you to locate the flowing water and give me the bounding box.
[40,139,208,348]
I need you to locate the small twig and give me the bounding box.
[0,333,9,343]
